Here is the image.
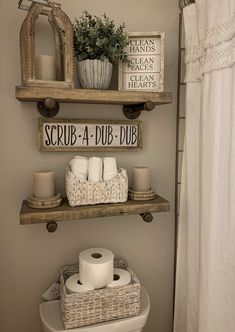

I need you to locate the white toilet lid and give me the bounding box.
[39,287,150,332]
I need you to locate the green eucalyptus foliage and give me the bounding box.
[73,11,130,65]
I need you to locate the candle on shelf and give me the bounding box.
[33,170,55,199]
[132,167,151,192]
[35,55,56,81]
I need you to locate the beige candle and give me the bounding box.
[33,170,55,199]
[132,167,151,192]
[35,55,56,81]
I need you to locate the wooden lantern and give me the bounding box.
[19,0,74,88]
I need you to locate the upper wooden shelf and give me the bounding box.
[20,195,170,231]
[15,86,172,106]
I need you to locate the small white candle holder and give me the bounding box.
[129,167,156,201]
[27,170,62,209]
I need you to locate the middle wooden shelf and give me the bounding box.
[20,195,170,231]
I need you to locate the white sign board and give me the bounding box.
[39,118,142,151]
[119,32,164,92]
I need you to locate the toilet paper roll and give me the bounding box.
[65,273,94,294]
[79,248,114,289]
[108,268,132,288]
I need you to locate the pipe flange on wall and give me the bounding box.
[46,221,58,232]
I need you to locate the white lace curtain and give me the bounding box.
[174,1,235,332]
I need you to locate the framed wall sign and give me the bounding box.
[39,118,142,152]
[118,31,164,92]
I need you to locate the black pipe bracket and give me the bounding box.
[46,221,58,233]
[123,101,155,119]
[37,97,59,118]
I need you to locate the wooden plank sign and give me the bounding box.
[119,32,164,92]
[39,118,142,151]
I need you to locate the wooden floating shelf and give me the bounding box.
[20,195,170,227]
[15,86,172,106]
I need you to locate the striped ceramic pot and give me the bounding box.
[77,58,113,89]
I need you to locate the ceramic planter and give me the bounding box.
[77,59,113,89]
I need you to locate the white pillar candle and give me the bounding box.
[132,167,151,192]
[33,170,55,199]
[35,55,56,81]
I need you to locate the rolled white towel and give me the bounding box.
[103,157,118,181]
[88,157,103,182]
[69,156,88,180]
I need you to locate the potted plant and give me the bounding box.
[73,11,129,89]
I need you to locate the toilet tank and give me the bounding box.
[40,287,150,332]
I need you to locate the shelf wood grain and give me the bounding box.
[20,196,170,225]
[15,86,172,106]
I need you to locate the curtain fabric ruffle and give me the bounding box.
[185,10,234,82]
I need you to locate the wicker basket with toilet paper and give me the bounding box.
[66,156,128,206]
[59,248,141,329]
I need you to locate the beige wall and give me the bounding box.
[0,1,178,331]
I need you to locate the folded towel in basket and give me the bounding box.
[103,157,118,181]
[69,156,88,180]
[88,157,103,182]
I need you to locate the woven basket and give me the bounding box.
[60,259,141,329]
[66,167,128,207]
